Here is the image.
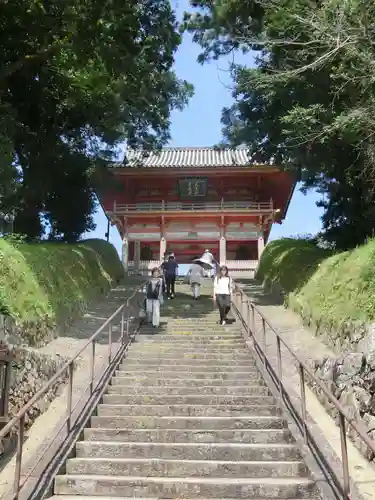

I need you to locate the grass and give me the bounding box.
[256,238,330,295]
[0,238,123,345]
[257,237,375,347]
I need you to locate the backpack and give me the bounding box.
[147,280,160,300]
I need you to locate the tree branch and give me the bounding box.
[0,40,72,82]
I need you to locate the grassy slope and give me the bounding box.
[257,238,375,344]
[0,238,123,345]
[256,238,330,294]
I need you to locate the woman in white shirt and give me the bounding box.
[213,265,233,325]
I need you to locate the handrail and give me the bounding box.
[233,283,375,500]
[0,280,147,500]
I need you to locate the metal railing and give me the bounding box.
[0,281,146,500]
[233,284,375,500]
[113,200,273,213]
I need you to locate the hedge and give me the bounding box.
[0,238,123,345]
[257,237,375,347]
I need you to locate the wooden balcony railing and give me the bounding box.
[226,260,258,270]
[111,200,273,214]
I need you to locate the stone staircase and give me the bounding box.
[51,287,319,500]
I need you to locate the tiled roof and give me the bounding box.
[112,147,271,169]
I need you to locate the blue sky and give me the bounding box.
[85,0,324,256]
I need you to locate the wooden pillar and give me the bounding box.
[122,237,129,272]
[257,235,265,260]
[134,240,141,269]
[160,218,166,262]
[160,237,167,263]
[219,225,226,265]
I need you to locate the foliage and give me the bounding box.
[290,238,375,345]
[0,0,193,240]
[184,0,375,249]
[256,237,331,294]
[0,238,123,345]
[258,237,375,345]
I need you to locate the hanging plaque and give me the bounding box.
[178,177,208,198]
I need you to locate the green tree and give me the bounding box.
[184,0,375,249]
[1,0,193,240]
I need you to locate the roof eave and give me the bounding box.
[108,165,281,175]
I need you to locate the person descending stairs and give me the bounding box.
[51,284,320,500]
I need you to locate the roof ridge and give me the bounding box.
[126,146,250,152]
[112,147,273,169]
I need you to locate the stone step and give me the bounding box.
[134,339,245,346]
[102,394,275,406]
[66,457,308,478]
[97,404,278,417]
[54,474,316,498]
[141,324,238,329]
[111,376,264,386]
[76,441,302,461]
[107,385,269,396]
[83,428,293,444]
[121,358,255,367]
[90,416,287,430]
[136,335,244,342]
[119,364,257,373]
[116,369,260,378]
[52,496,313,500]
[127,348,250,356]
[131,348,247,354]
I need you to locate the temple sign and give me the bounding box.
[179,178,207,198]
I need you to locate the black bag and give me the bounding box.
[147,280,160,300]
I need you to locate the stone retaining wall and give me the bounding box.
[309,350,375,461]
[8,346,68,432]
[0,314,56,348]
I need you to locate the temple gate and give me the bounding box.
[99,147,295,278]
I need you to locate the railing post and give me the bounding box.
[241,295,247,325]
[339,413,351,497]
[246,300,251,338]
[108,322,112,363]
[276,337,283,407]
[13,414,25,500]
[0,342,11,423]
[261,317,267,356]
[90,339,96,395]
[67,362,74,433]
[126,299,130,338]
[251,304,255,335]
[299,363,308,445]
[120,310,125,343]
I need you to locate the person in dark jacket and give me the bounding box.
[164,255,178,299]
